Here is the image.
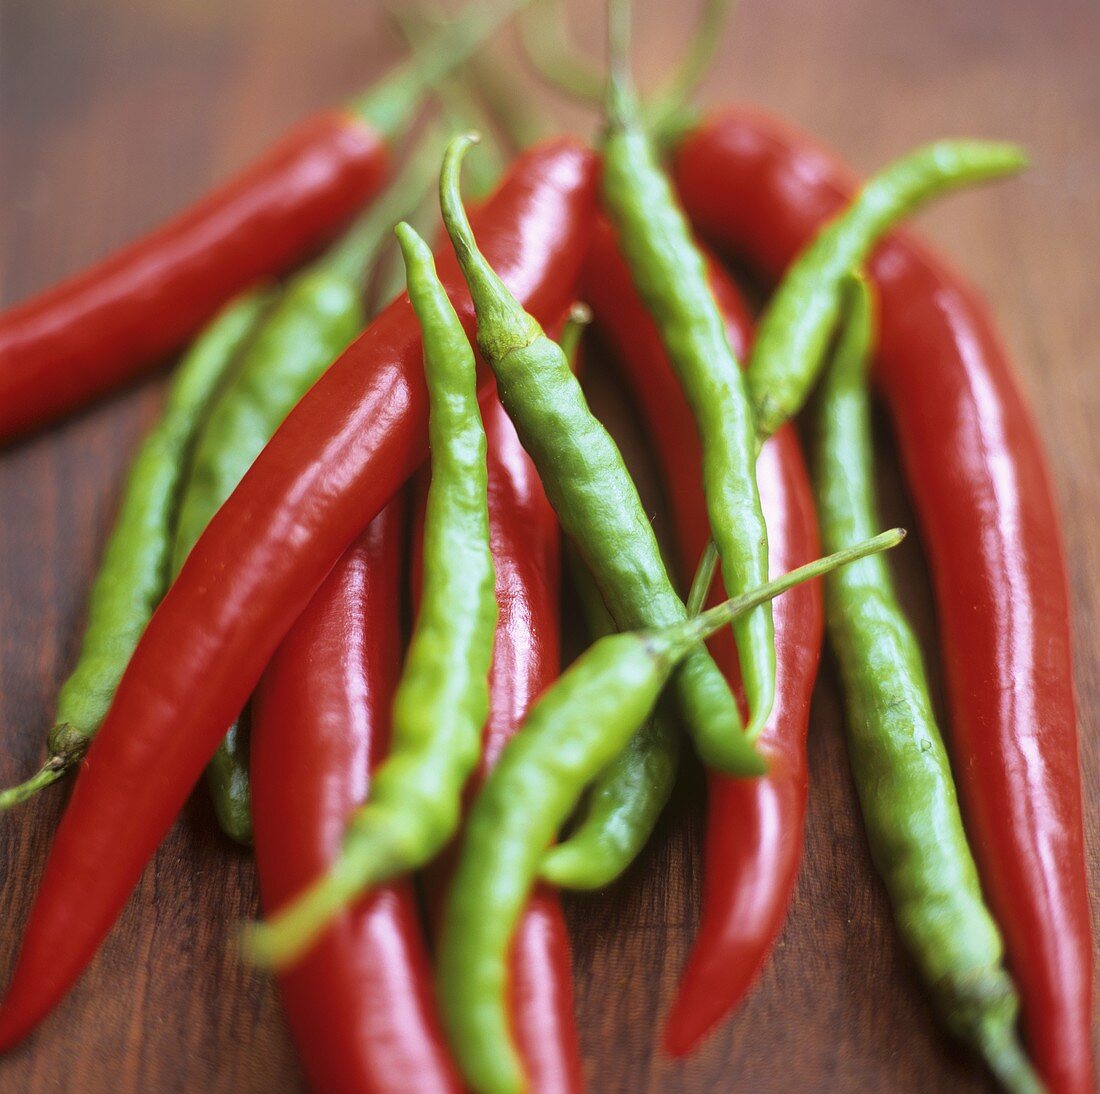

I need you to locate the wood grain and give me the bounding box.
[1,0,1097,1090]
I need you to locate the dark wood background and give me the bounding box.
[1,0,1097,1089]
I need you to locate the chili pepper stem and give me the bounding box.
[518,0,605,103]
[348,0,534,135]
[667,529,906,659]
[0,758,69,810]
[647,0,736,135]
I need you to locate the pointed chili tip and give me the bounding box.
[440,131,544,360]
[569,301,593,326]
[393,219,425,256]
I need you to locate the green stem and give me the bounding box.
[649,0,736,128]
[670,529,906,655]
[605,0,635,126]
[320,125,448,282]
[518,0,605,102]
[349,0,534,137]
[386,0,510,199]
[0,760,69,810]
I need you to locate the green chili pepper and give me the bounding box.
[169,134,445,842]
[815,276,1039,1094]
[440,133,761,777]
[748,139,1027,443]
[439,527,904,1094]
[0,290,271,812]
[538,545,680,890]
[243,220,497,968]
[601,0,774,746]
[541,317,680,891]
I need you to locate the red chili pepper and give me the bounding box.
[582,219,824,1054]
[0,138,598,1050]
[414,386,583,1093]
[674,108,1092,1093]
[0,3,523,443]
[0,114,385,442]
[251,496,462,1094]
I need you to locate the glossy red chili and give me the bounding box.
[251,496,461,1094]
[415,386,583,1093]
[0,138,599,1050]
[0,113,386,442]
[674,108,1092,1092]
[583,219,823,1053]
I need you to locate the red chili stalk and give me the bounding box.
[583,219,824,1053]
[674,108,1092,1092]
[414,385,583,1093]
[251,496,462,1094]
[0,138,598,1049]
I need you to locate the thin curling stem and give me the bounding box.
[605,0,634,125]
[650,0,736,126]
[350,0,535,136]
[321,127,447,282]
[0,761,68,811]
[519,0,605,102]
[673,529,906,653]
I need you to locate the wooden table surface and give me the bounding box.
[2,0,1097,1090]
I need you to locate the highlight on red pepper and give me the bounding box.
[0,1,1089,1092]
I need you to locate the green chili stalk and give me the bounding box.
[0,290,272,812]
[601,0,774,747]
[439,528,903,1094]
[815,276,1039,1094]
[387,0,512,197]
[440,133,763,776]
[517,0,605,103]
[539,545,680,890]
[242,221,497,968]
[348,0,536,136]
[748,139,1027,443]
[540,308,681,890]
[516,0,733,119]
[170,133,446,843]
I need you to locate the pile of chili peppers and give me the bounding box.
[0,1,1092,1091]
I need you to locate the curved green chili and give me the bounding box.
[816,276,1039,1094]
[748,139,1027,442]
[539,545,679,890]
[243,220,497,967]
[439,528,903,1094]
[0,289,271,811]
[441,133,761,776]
[601,0,773,744]
[545,314,676,883]
[171,134,445,842]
